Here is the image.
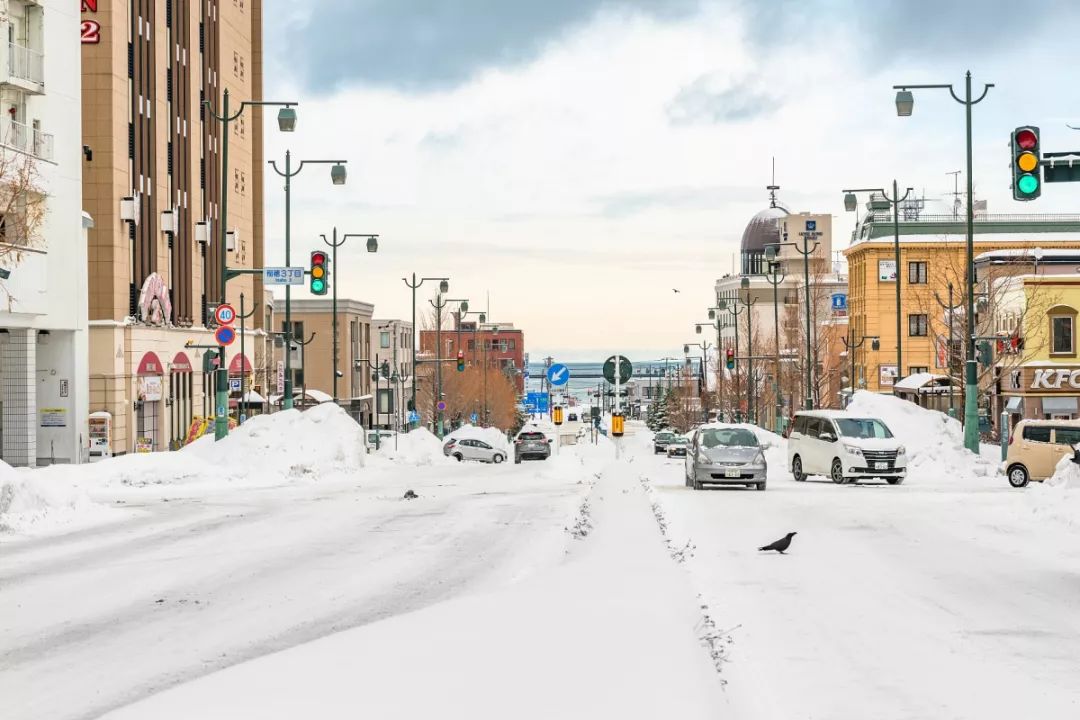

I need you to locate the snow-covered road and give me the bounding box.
[1,459,587,720]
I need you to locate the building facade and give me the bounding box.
[844,207,1080,396]
[372,318,412,430]
[81,0,266,454]
[0,0,87,466]
[287,298,375,423]
[419,321,526,395]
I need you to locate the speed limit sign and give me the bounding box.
[214,303,236,325]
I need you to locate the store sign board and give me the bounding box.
[82,1,101,44]
[1030,368,1080,391]
[878,260,897,282]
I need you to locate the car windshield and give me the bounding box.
[699,428,760,448]
[657,432,675,441]
[835,418,894,439]
[669,438,687,445]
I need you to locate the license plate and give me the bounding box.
[724,469,741,478]
[875,462,888,470]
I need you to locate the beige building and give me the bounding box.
[287,298,376,425]
[372,318,413,430]
[81,0,266,453]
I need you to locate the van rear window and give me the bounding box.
[1023,426,1052,443]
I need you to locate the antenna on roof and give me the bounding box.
[946,170,962,220]
[767,157,780,209]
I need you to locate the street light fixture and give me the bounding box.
[764,251,786,432]
[402,275,450,428]
[330,163,347,185]
[843,192,858,212]
[737,276,758,424]
[366,236,378,253]
[276,106,297,132]
[893,71,994,452]
[321,229,381,404]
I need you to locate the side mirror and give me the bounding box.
[820,432,836,443]
[761,440,772,449]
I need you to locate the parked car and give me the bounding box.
[685,426,768,491]
[666,436,689,458]
[568,412,579,422]
[1003,419,1080,487]
[787,410,907,485]
[443,437,507,464]
[654,430,677,454]
[514,429,551,463]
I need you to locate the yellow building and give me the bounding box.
[844,206,1080,395]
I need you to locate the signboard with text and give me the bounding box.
[878,260,897,282]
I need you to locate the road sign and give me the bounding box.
[603,356,632,384]
[525,391,549,414]
[229,378,242,392]
[437,400,447,412]
[408,410,420,423]
[806,219,817,231]
[262,267,305,285]
[214,303,236,325]
[471,412,478,423]
[215,326,236,346]
[546,363,570,386]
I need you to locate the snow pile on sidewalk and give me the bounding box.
[0,460,104,534]
[444,424,511,453]
[1029,453,1080,528]
[847,391,997,479]
[374,428,450,466]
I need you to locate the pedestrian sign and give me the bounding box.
[471,412,478,423]
[546,363,570,386]
[408,410,420,424]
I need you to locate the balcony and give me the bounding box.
[0,116,54,161]
[3,42,44,92]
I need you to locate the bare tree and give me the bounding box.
[0,142,47,294]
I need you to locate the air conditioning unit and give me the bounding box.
[160,209,177,234]
[226,229,237,252]
[120,196,140,225]
[195,221,210,245]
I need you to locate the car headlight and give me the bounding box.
[896,445,906,456]
[843,444,863,458]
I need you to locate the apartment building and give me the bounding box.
[372,318,412,429]
[81,0,266,453]
[0,0,87,466]
[419,321,526,394]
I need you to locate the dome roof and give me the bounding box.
[740,206,788,254]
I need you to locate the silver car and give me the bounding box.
[685,426,768,491]
[443,437,507,464]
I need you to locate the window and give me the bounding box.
[908,261,928,284]
[1052,316,1074,354]
[908,314,928,337]
[910,366,928,375]
[467,340,475,351]
[508,339,516,350]
[1053,427,1080,446]
[380,331,390,349]
[1023,426,1051,443]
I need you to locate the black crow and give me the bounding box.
[403,490,418,500]
[758,532,797,553]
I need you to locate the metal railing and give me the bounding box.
[863,211,1080,224]
[0,117,54,160]
[8,42,43,86]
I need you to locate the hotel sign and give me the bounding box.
[81,1,101,44]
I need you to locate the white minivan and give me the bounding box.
[787,410,907,485]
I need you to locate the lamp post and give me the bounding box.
[934,282,959,417]
[321,229,379,404]
[402,274,449,426]
[717,297,745,421]
[293,331,316,406]
[736,276,758,424]
[445,298,470,356]
[429,292,453,436]
[893,71,994,451]
[686,338,712,422]
[763,247,786,433]
[842,181,913,388]
[203,90,297,440]
[842,333,880,407]
[774,229,820,410]
[268,152,349,410]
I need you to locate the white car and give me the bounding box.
[443,437,507,464]
[787,410,907,485]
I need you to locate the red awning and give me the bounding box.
[171,351,193,373]
[136,351,163,376]
[228,354,253,373]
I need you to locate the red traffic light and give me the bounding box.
[1015,128,1038,150]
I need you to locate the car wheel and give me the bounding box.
[792,455,806,482]
[493,454,504,464]
[756,482,766,491]
[830,458,846,485]
[453,453,464,462]
[1007,464,1030,488]
[886,475,904,485]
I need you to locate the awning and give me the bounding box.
[1042,397,1078,414]
[1005,396,1023,413]
[295,388,334,404]
[894,372,949,392]
[241,390,266,404]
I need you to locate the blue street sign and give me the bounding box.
[546,363,570,386]
[831,293,848,311]
[408,410,420,423]
[806,219,817,231]
[524,392,549,414]
[471,412,478,423]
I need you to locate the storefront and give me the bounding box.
[135,352,164,453]
[169,352,195,450]
[998,365,1080,426]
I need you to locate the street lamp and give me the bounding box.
[772,226,820,410]
[842,182,914,387]
[764,247,786,433]
[321,229,380,404]
[842,334,881,406]
[737,276,758,424]
[402,274,449,426]
[717,296,746,422]
[204,90,297,440]
[893,71,994,452]
[268,152,349,411]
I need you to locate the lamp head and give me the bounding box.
[708,308,716,320]
[439,279,449,293]
[740,276,750,290]
[276,106,297,132]
[895,89,914,117]
[330,163,347,185]
[366,236,378,253]
[843,192,858,212]
[696,325,702,334]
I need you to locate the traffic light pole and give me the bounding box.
[321,229,379,405]
[403,274,449,428]
[430,293,451,437]
[765,259,786,433]
[893,71,993,452]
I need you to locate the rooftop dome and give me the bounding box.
[740,205,788,254]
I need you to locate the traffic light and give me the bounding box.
[456,350,465,372]
[977,340,993,368]
[725,348,735,370]
[309,250,329,295]
[381,360,391,379]
[1011,126,1041,201]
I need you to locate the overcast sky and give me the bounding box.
[260,0,1080,363]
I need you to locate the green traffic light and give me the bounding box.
[1017,174,1039,195]
[312,279,325,293]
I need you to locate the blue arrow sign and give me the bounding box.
[546,363,570,386]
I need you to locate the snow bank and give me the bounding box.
[444,424,511,453]
[1029,452,1080,528]
[374,428,450,466]
[847,391,997,479]
[0,460,104,534]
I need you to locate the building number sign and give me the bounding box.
[81,1,101,45]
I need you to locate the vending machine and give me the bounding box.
[88,411,112,462]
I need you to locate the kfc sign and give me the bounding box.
[1031,368,1080,390]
